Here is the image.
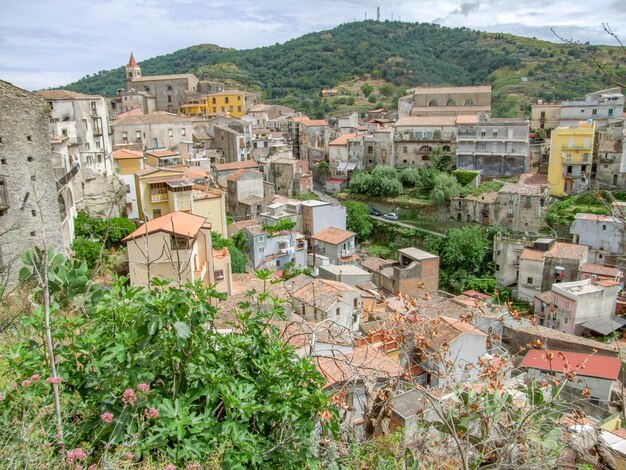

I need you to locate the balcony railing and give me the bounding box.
[56,162,80,188]
[150,193,169,202]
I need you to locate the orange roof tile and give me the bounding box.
[112,149,143,160]
[520,249,544,261]
[146,149,179,158]
[311,227,355,245]
[313,346,401,386]
[214,160,259,172]
[546,242,588,260]
[123,211,208,242]
[329,133,359,146]
[580,263,622,278]
[520,349,621,380]
[128,52,138,67]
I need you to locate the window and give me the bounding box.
[212,97,216,104]
[480,130,486,137]
[181,128,186,136]
[527,277,533,285]
[85,143,90,150]
[507,207,514,216]
[214,270,224,280]
[152,209,161,218]
[276,259,281,267]
[167,95,172,103]
[353,298,358,308]
[602,224,606,230]
[525,196,531,207]
[170,235,189,250]
[135,131,141,140]
[61,129,68,136]
[609,109,614,117]
[492,130,498,138]
[168,129,174,137]
[122,131,128,142]
[95,141,101,149]
[564,316,568,324]
[90,101,97,114]
[566,154,572,162]
[125,184,131,193]
[496,264,500,271]
[592,109,597,115]
[31,210,36,217]
[237,106,242,112]
[403,146,407,154]
[83,119,88,129]
[225,97,229,104]
[508,194,514,205]
[335,307,340,317]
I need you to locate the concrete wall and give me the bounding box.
[571,217,624,257]
[518,259,544,302]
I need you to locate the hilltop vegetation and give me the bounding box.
[63,21,623,117]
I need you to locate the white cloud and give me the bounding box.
[1,0,623,90]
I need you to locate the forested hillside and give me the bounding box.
[63,20,622,117]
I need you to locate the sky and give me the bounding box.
[1,0,624,91]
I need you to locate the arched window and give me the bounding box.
[457,213,462,222]
[422,155,430,161]
[144,86,150,93]
[166,85,173,91]
[464,98,474,106]
[419,145,432,153]
[443,145,451,152]
[428,99,439,107]
[58,193,67,219]
[446,99,456,106]
[467,214,471,222]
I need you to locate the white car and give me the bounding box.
[383,212,399,221]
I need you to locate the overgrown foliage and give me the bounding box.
[262,219,296,235]
[349,166,403,198]
[345,201,374,241]
[212,231,247,273]
[2,265,335,468]
[452,169,480,186]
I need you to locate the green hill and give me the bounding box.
[62,20,623,118]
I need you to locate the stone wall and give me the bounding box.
[0,80,64,291]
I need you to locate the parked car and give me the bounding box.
[368,207,380,216]
[383,212,399,221]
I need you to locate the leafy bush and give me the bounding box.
[262,219,296,235]
[349,172,403,198]
[415,167,441,197]
[3,275,334,467]
[212,232,247,273]
[430,173,462,205]
[399,168,420,186]
[345,201,373,240]
[74,211,136,248]
[71,237,101,270]
[371,165,397,180]
[452,169,479,186]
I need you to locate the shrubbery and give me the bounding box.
[212,232,247,273]
[349,166,403,198]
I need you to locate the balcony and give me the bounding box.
[150,193,169,202]
[340,249,354,258]
[93,129,103,136]
[561,145,589,151]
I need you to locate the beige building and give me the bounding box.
[112,113,193,151]
[123,211,232,294]
[113,149,144,219]
[530,101,561,133]
[393,116,458,168]
[134,166,227,236]
[398,85,491,118]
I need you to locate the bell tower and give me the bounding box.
[125,52,141,90]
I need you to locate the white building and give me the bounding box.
[570,213,625,265]
[242,225,307,271]
[111,113,194,151]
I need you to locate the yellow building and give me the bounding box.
[179,90,245,118]
[547,121,595,197]
[134,165,227,236]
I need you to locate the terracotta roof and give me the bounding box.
[329,133,359,146]
[112,149,143,160]
[536,290,553,304]
[292,278,359,311]
[229,219,260,231]
[313,346,401,387]
[297,118,329,127]
[456,115,479,124]
[421,316,486,351]
[37,89,102,100]
[113,113,192,125]
[574,213,618,222]
[311,227,355,245]
[227,169,263,182]
[128,52,138,67]
[123,211,208,242]
[520,349,621,380]
[114,107,143,119]
[394,116,458,127]
[580,263,622,278]
[146,149,179,158]
[520,249,545,262]
[214,160,259,172]
[206,89,244,96]
[596,279,621,287]
[545,242,588,260]
[325,177,347,183]
[499,174,549,196]
[361,257,395,272]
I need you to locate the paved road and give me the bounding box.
[312,182,340,205]
[370,215,446,237]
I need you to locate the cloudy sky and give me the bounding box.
[2,0,624,90]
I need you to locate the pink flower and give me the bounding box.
[30,374,40,381]
[121,388,137,406]
[185,463,202,470]
[100,412,114,424]
[144,407,159,419]
[124,452,134,461]
[137,383,150,393]
[66,448,87,465]
[164,465,176,470]
[21,379,32,387]
[0,394,5,401]
[88,465,97,470]
[46,377,63,384]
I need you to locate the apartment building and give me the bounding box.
[112,149,144,219]
[111,113,193,151]
[180,89,246,118]
[571,213,625,265]
[213,120,252,163]
[393,116,457,169]
[242,224,307,270]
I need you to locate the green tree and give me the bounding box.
[430,173,461,205]
[415,167,441,197]
[345,201,374,240]
[399,167,420,186]
[361,83,373,97]
[71,237,101,269]
[429,145,452,171]
[379,83,394,98]
[371,165,397,180]
[368,94,378,103]
[212,231,247,273]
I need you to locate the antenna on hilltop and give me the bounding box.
[377,6,380,21]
